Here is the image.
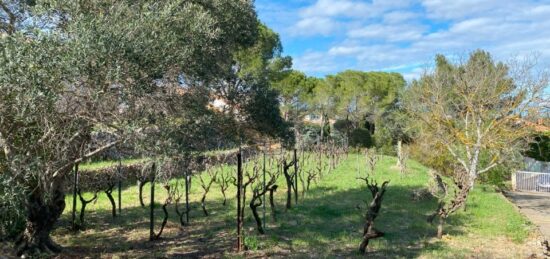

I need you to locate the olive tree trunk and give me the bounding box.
[16,183,66,256]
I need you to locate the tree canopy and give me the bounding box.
[0,0,266,255]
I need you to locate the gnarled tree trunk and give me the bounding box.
[427,170,471,239]
[77,190,98,229]
[105,183,117,218]
[138,179,148,207]
[282,159,294,210]
[175,198,186,227]
[428,185,471,239]
[359,180,389,254]
[16,184,66,256]
[250,192,266,234]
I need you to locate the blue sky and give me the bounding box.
[255,0,550,80]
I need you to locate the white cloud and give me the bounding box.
[383,11,419,23]
[421,0,505,20]
[263,0,550,76]
[292,17,341,36]
[291,0,414,37]
[293,51,342,74]
[300,0,372,18]
[348,23,426,42]
[299,0,412,18]
[328,45,365,56]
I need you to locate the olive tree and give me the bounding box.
[405,50,548,238]
[0,0,258,255]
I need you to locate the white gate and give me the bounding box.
[513,171,550,192]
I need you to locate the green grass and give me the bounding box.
[54,153,536,258]
[79,158,148,171]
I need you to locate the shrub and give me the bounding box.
[298,122,331,145]
[409,139,522,188]
[373,127,395,155]
[0,174,26,240]
[478,151,522,188]
[349,128,373,148]
[525,134,550,162]
[244,235,260,250]
[408,142,456,176]
[333,119,353,134]
[329,129,347,146]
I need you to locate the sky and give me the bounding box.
[255,0,550,80]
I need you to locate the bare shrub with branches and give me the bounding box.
[357,176,389,254]
[150,158,179,240]
[314,145,328,179]
[76,190,98,229]
[215,156,232,206]
[297,150,318,197]
[249,160,280,234]
[427,167,470,239]
[198,162,218,217]
[364,148,379,175]
[173,178,187,227]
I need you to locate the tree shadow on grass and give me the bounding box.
[54,197,239,258]
[53,182,470,258]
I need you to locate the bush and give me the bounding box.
[329,128,347,146]
[409,139,521,188]
[408,142,456,176]
[333,119,353,133]
[298,123,320,147]
[373,127,394,155]
[349,128,373,148]
[0,174,26,240]
[478,151,522,188]
[525,134,550,162]
[244,235,260,250]
[298,122,331,146]
[480,166,511,188]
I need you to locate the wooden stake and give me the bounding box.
[71,163,79,231]
[149,162,156,241]
[236,148,243,252]
[262,145,267,232]
[293,148,298,204]
[118,160,122,215]
[185,170,190,224]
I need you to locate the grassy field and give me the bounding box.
[52,153,538,258]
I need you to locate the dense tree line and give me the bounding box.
[271,69,406,152]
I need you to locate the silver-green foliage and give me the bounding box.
[0,174,26,240]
